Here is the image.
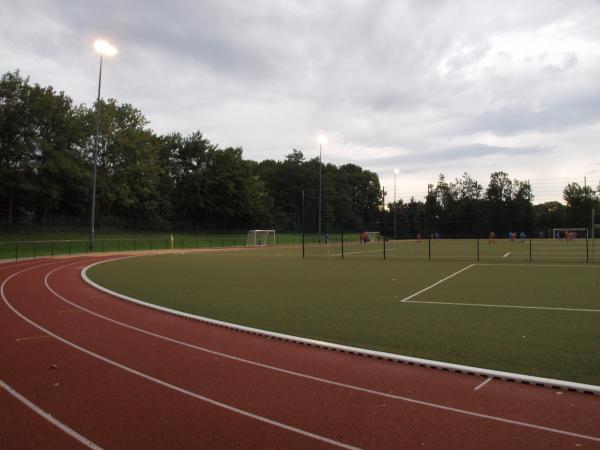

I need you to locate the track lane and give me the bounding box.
[2,256,600,449]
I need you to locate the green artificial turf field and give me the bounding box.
[87,245,600,386]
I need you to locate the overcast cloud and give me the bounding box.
[2,0,600,201]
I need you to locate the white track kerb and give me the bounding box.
[81,258,600,396]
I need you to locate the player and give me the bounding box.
[488,231,496,244]
[519,231,526,243]
[416,232,422,243]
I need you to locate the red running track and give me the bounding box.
[1,255,599,449]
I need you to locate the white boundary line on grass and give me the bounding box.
[80,259,600,395]
[477,263,600,268]
[402,300,600,313]
[401,262,600,312]
[400,264,474,302]
[502,252,510,258]
[0,379,102,450]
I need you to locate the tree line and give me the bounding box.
[1,70,598,236]
[388,173,599,239]
[0,70,381,233]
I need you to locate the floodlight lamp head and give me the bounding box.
[317,134,328,145]
[94,39,118,56]
[394,169,399,174]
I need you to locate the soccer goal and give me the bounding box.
[359,231,380,243]
[246,229,276,246]
[552,228,588,240]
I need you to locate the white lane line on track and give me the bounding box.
[43,260,600,444]
[503,252,510,258]
[0,379,102,450]
[400,264,474,302]
[16,335,51,342]
[474,378,493,391]
[3,263,361,450]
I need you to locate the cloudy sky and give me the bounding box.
[2,0,600,201]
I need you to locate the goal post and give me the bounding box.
[552,228,588,240]
[246,230,276,247]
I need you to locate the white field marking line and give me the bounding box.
[16,335,51,342]
[0,379,102,450]
[476,263,600,269]
[403,300,600,313]
[328,248,389,257]
[3,265,360,450]
[474,377,493,391]
[502,252,510,258]
[47,262,600,443]
[400,264,474,303]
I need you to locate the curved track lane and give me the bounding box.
[1,256,599,449]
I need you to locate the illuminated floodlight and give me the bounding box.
[317,134,329,145]
[94,39,118,56]
[394,169,399,174]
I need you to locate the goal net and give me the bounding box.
[246,229,276,246]
[359,231,380,243]
[552,228,588,240]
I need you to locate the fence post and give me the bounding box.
[101,240,104,254]
[134,240,137,251]
[15,242,18,261]
[477,237,480,262]
[68,240,71,256]
[34,241,36,259]
[529,238,532,262]
[51,242,54,257]
[302,190,305,259]
[428,236,431,261]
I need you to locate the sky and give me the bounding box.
[2,0,600,202]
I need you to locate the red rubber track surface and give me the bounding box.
[1,255,599,449]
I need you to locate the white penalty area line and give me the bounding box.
[400,264,474,302]
[402,300,600,313]
[0,379,102,450]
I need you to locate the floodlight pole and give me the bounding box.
[393,170,397,239]
[318,142,322,240]
[89,53,103,250]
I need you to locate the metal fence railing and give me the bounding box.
[301,234,599,263]
[0,235,309,262]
